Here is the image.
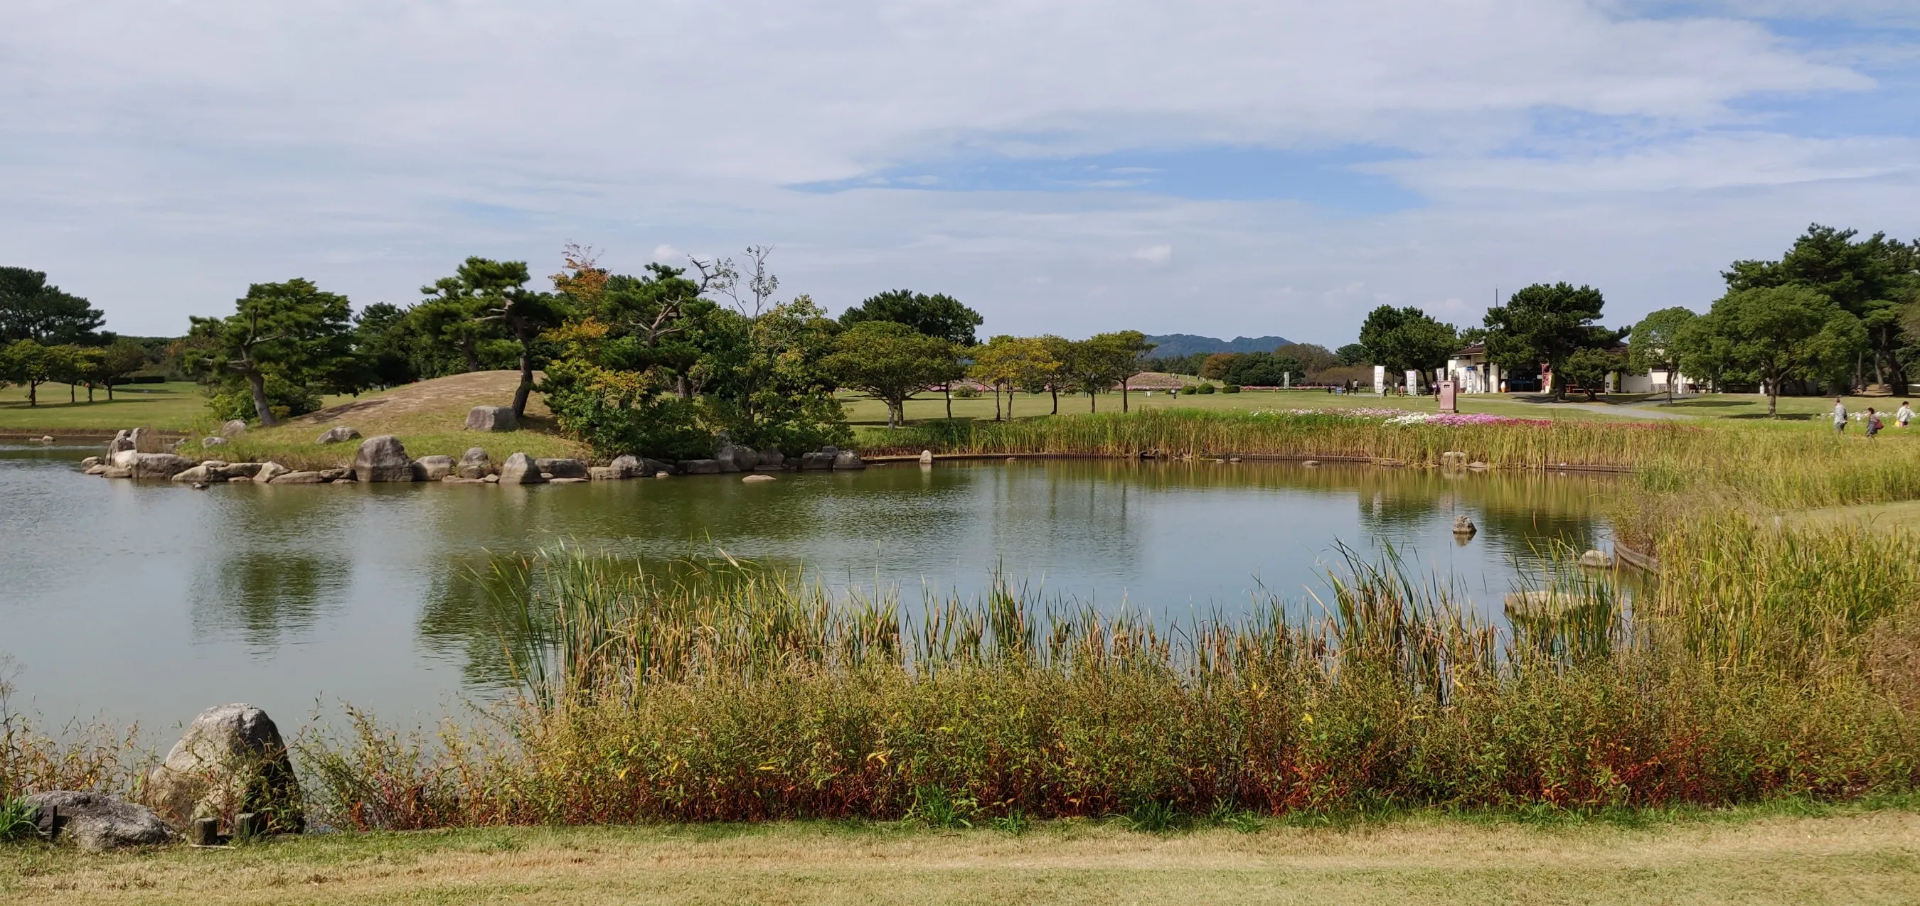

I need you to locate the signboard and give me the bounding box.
[1373,365,1386,396]
[1439,380,1457,413]
[1405,370,1420,394]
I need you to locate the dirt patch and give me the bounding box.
[293,371,551,428]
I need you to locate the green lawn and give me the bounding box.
[1658,392,1916,422]
[839,388,1636,427]
[6,809,1917,905]
[0,382,207,433]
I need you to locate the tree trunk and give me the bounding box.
[1767,372,1778,417]
[247,370,279,426]
[69,382,76,403]
[1007,387,1015,420]
[461,342,480,373]
[1089,391,1097,414]
[86,382,94,403]
[944,383,952,420]
[993,385,1002,421]
[1121,379,1129,413]
[27,380,37,407]
[107,380,115,401]
[512,344,535,418]
[1050,387,1058,415]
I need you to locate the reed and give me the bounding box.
[290,517,1920,829]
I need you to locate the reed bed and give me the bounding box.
[287,518,1920,830]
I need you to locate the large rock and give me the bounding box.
[80,456,100,469]
[101,465,133,479]
[412,455,454,481]
[457,447,494,479]
[1578,549,1615,569]
[253,462,291,483]
[130,453,196,480]
[22,791,172,851]
[129,427,157,451]
[757,449,786,470]
[213,462,264,480]
[681,458,721,475]
[201,436,227,448]
[105,429,134,458]
[715,443,759,473]
[352,435,414,482]
[272,470,327,483]
[799,452,835,470]
[535,457,588,479]
[498,452,547,484]
[171,464,212,483]
[316,426,361,445]
[607,454,644,478]
[465,406,518,432]
[144,703,304,835]
[221,419,249,437]
[832,451,866,471]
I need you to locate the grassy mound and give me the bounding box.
[215,371,586,470]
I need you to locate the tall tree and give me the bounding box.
[1334,343,1371,366]
[424,257,570,417]
[822,320,957,428]
[0,267,105,345]
[840,289,984,416]
[1358,306,1457,390]
[1,340,77,407]
[968,335,1059,421]
[1726,224,1919,390]
[1481,283,1618,400]
[1627,307,1698,404]
[1273,342,1338,375]
[188,279,354,426]
[1682,285,1859,416]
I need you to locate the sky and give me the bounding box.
[3,0,1918,347]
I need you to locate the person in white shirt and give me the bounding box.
[1833,398,1848,433]
[1899,402,1912,428]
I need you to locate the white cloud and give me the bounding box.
[1130,245,1173,265]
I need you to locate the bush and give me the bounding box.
[953,385,980,399]
[1222,384,1241,394]
[1196,383,1216,395]
[205,375,321,423]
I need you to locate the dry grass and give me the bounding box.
[5,811,1917,905]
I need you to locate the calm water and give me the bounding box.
[0,442,1614,729]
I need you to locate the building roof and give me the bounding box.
[1452,341,1486,357]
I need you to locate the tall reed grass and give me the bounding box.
[291,517,1920,829]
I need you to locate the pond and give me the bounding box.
[0,442,1617,729]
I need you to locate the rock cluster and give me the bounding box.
[21,791,173,851]
[144,703,305,835]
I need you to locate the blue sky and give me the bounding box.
[3,0,1918,346]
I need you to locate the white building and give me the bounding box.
[1445,343,1503,394]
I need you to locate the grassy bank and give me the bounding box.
[0,382,206,433]
[7,807,1919,905]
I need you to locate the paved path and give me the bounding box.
[1543,400,1700,421]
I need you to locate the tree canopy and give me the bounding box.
[822,320,956,428]
[186,278,355,425]
[1358,306,1457,386]
[1679,285,1860,416]
[0,267,104,345]
[1482,283,1619,400]
[839,290,984,346]
[1627,307,1697,403]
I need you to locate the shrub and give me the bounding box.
[953,386,981,399]
[204,375,320,423]
[1223,384,1241,394]
[1196,383,1216,395]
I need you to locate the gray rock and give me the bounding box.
[799,452,835,470]
[272,470,326,483]
[221,419,249,437]
[315,426,360,445]
[832,450,866,471]
[820,446,839,456]
[352,435,413,482]
[171,464,212,483]
[680,458,721,475]
[587,466,621,481]
[464,406,518,432]
[412,455,454,481]
[757,448,785,469]
[143,703,304,835]
[129,427,157,451]
[201,436,227,448]
[80,456,100,469]
[105,429,134,457]
[1467,461,1490,471]
[919,450,934,465]
[458,447,494,479]
[1578,550,1615,569]
[654,471,670,479]
[643,457,678,476]
[1452,515,1477,536]
[23,791,172,851]
[213,462,263,480]
[318,468,352,482]
[253,462,291,483]
[108,448,140,468]
[535,457,587,479]
[101,465,133,479]
[607,454,643,478]
[715,443,758,473]
[498,452,547,484]
[85,464,108,476]
[742,474,776,483]
[483,473,500,483]
[549,476,588,484]
[130,453,196,480]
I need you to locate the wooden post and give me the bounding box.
[236,812,264,842]
[192,817,222,846]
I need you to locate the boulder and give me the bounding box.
[498,452,547,484]
[588,466,622,481]
[315,426,360,445]
[129,427,157,451]
[130,453,196,480]
[1467,461,1490,471]
[171,464,212,484]
[412,455,454,481]
[85,464,108,476]
[535,457,588,479]
[680,459,721,475]
[832,451,866,471]
[464,406,518,432]
[80,456,100,469]
[108,448,141,468]
[201,436,228,448]
[919,450,934,465]
[643,457,678,476]
[1440,451,1468,469]
[653,471,670,479]
[272,471,326,483]
[1578,550,1615,569]
[105,429,134,457]
[483,474,501,483]
[1452,515,1477,536]
[458,447,494,479]
[143,703,304,835]
[22,791,172,851]
[253,462,291,483]
[221,419,249,437]
[352,435,413,482]
[213,462,263,480]
[318,468,352,482]
[101,465,133,479]
[715,443,759,473]
[799,452,835,470]
[742,474,776,483]
[607,454,643,478]
[757,448,786,469]
[549,476,588,484]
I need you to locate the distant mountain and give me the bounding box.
[1144,334,1292,359]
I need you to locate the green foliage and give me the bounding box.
[1359,306,1457,382]
[1557,347,1620,400]
[1483,283,1620,400]
[0,266,103,344]
[543,363,712,461]
[1681,284,1861,415]
[953,385,980,399]
[0,339,79,406]
[823,321,957,428]
[1335,342,1371,366]
[1628,307,1698,402]
[1203,351,1301,386]
[206,373,321,423]
[186,278,355,425]
[1195,382,1216,394]
[0,798,34,843]
[1222,384,1241,393]
[1731,224,1920,388]
[839,290,984,346]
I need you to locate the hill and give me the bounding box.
[1144,334,1291,359]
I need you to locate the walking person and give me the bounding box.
[1899,401,1912,428]
[1868,407,1884,439]
[1833,397,1848,434]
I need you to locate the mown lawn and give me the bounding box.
[0,382,207,433]
[4,808,1917,905]
[837,388,1636,428]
